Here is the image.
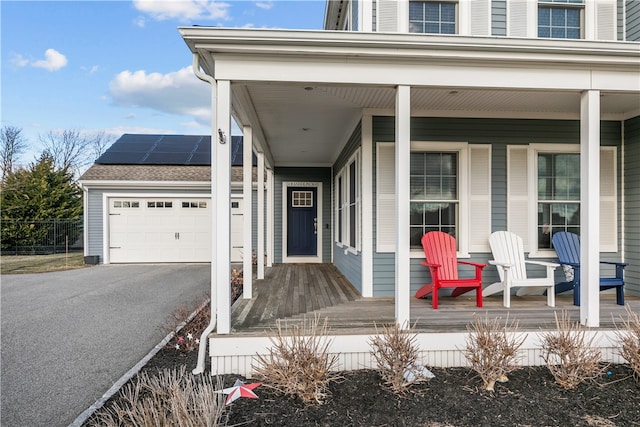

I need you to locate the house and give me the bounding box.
[177,0,638,375]
[79,134,256,264]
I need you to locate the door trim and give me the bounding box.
[282,181,322,263]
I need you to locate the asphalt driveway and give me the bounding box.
[1,264,210,427]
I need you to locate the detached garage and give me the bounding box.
[79,134,252,264]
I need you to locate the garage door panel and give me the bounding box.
[108,197,242,263]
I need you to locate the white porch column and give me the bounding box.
[266,167,274,268]
[214,80,232,334]
[361,112,374,297]
[242,125,253,299]
[395,85,411,327]
[580,90,600,327]
[257,151,265,280]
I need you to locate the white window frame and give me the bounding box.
[335,149,361,253]
[376,141,470,258]
[526,143,617,257]
[408,0,459,35]
[537,0,585,39]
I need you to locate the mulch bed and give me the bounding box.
[103,344,640,427]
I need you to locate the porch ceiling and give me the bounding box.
[235,82,639,167]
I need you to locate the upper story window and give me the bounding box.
[409,1,457,35]
[538,0,584,39]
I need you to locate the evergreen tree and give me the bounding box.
[1,154,82,252]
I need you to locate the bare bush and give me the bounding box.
[540,311,606,389]
[615,306,640,380]
[253,315,339,404]
[369,322,432,394]
[89,366,225,426]
[463,313,526,391]
[163,295,210,353]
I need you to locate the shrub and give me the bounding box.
[540,311,606,389]
[369,322,432,395]
[89,366,225,426]
[163,295,210,353]
[615,306,640,380]
[463,313,526,391]
[253,315,339,404]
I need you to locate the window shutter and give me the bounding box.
[596,0,616,40]
[507,0,528,38]
[470,0,491,36]
[600,147,617,251]
[469,144,492,252]
[376,143,396,252]
[507,146,530,250]
[377,0,398,32]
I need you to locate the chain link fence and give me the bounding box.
[1,219,83,255]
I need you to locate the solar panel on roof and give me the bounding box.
[95,134,249,166]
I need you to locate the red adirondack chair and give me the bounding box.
[415,231,486,309]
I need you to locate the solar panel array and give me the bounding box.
[95,134,253,166]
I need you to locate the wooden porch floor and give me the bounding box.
[231,263,640,336]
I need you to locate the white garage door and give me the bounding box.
[109,197,211,263]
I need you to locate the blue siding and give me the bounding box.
[371,117,624,297]
[333,122,363,291]
[624,116,640,295]
[627,0,640,41]
[273,167,332,263]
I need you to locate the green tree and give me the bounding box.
[1,154,82,252]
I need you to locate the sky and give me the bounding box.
[1,0,326,164]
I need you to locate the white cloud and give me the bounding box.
[10,53,29,68]
[133,0,230,21]
[255,1,273,10]
[10,49,68,72]
[108,66,211,126]
[32,49,68,71]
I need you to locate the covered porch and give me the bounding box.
[210,263,638,375]
[232,263,639,335]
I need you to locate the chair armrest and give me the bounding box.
[525,260,559,268]
[458,260,487,269]
[488,260,513,268]
[600,261,629,268]
[420,261,441,269]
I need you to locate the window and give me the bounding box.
[377,142,492,256]
[409,1,457,34]
[292,191,313,208]
[507,144,617,255]
[538,0,584,39]
[410,152,459,248]
[537,153,580,249]
[335,150,360,251]
[182,201,207,208]
[147,201,173,208]
[113,200,139,208]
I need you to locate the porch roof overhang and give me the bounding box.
[180,28,639,167]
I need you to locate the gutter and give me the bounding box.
[191,52,218,376]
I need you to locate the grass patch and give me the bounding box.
[0,252,87,274]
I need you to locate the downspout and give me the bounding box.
[191,53,217,375]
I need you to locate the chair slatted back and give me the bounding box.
[552,232,581,265]
[422,231,459,280]
[488,231,528,280]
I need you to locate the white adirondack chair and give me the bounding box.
[483,231,558,308]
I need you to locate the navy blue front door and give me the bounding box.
[287,187,317,256]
